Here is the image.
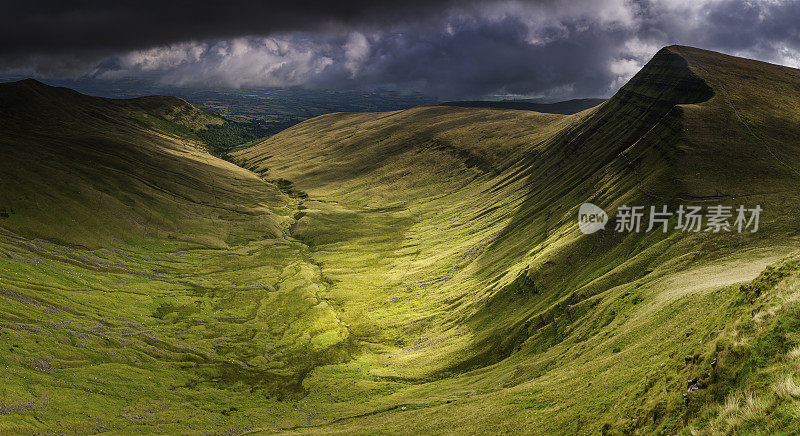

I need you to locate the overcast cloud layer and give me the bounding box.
[3,0,800,99]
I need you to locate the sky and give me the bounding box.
[2,0,800,99]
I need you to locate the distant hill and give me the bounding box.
[439,97,606,114]
[0,76,439,136]
[3,46,800,434]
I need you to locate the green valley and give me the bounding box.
[2,45,800,435]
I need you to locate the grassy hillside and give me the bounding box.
[2,45,800,435]
[0,80,353,434]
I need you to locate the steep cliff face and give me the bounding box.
[518,46,714,201]
[555,46,714,154]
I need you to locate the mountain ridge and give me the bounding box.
[438,98,607,114]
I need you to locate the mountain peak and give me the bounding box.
[2,78,68,94]
[10,78,48,87]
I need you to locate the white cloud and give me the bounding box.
[343,32,370,77]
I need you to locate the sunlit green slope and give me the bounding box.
[0,80,352,434]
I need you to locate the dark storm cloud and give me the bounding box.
[633,0,800,56]
[320,16,630,98]
[0,0,489,56]
[2,1,800,99]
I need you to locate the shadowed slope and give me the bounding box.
[0,79,283,248]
